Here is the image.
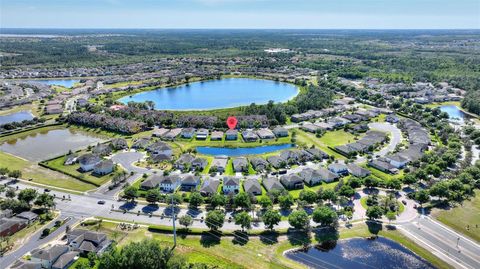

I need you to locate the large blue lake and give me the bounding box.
[285,237,435,269]
[196,144,293,156]
[118,78,299,110]
[0,111,34,125]
[30,79,80,88]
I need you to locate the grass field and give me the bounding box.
[42,155,117,187]
[0,151,96,191]
[432,190,480,242]
[0,103,40,117]
[295,129,345,159]
[87,220,452,269]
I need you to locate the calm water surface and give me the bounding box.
[196,144,293,156]
[30,79,80,88]
[285,237,435,269]
[439,105,469,122]
[0,111,34,125]
[118,78,299,110]
[0,128,103,161]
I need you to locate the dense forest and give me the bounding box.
[1,29,479,114]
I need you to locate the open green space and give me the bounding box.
[432,190,480,243]
[0,151,95,192]
[88,219,452,269]
[319,129,358,147]
[295,129,345,159]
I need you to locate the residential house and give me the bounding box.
[196,129,209,140]
[242,130,258,142]
[0,217,27,237]
[225,129,238,140]
[78,154,101,172]
[346,163,371,178]
[200,178,220,196]
[45,104,63,115]
[30,245,69,269]
[93,160,114,175]
[280,174,304,190]
[301,122,320,133]
[305,148,328,160]
[256,128,275,139]
[272,126,288,137]
[385,154,409,169]
[159,175,181,192]
[92,144,112,156]
[267,155,286,169]
[67,229,110,255]
[243,179,262,196]
[223,177,240,194]
[16,211,38,224]
[369,159,398,174]
[110,138,128,150]
[162,128,182,140]
[147,141,173,162]
[152,128,170,138]
[280,150,301,165]
[262,177,285,192]
[210,131,224,141]
[386,115,399,123]
[180,174,201,191]
[191,157,208,171]
[174,154,195,170]
[181,128,196,139]
[131,137,150,150]
[232,157,249,172]
[210,155,228,173]
[140,175,162,190]
[52,251,79,269]
[328,163,349,176]
[249,157,269,172]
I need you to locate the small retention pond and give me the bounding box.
[0,111,34,125]
[285,237,435,269]
[196,144,293,156]
[439,105,470,122]
[0,128,104,161]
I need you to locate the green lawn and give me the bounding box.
[432,190,480,242]
[42,155,116,187]
[88,219,452,269]
[319,130,358,147]
[0,151,95,192]
[289,181,338,199]
[295,129,345,159]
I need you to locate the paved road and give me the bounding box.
[368,122,402,157]
[110,151,150,174]
[0,215,78,268]
[6,178,480,269]
[399,216,480,269]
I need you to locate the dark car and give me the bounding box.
[44,188,51,192]
[97,200,106,205]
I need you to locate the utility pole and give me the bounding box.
[172,195,177,250]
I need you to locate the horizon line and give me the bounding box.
[1,27,480,31]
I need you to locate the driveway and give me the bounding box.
[110,151,151,174]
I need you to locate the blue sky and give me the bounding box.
[1,0,479,29]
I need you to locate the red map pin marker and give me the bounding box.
[227,116,238,129]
